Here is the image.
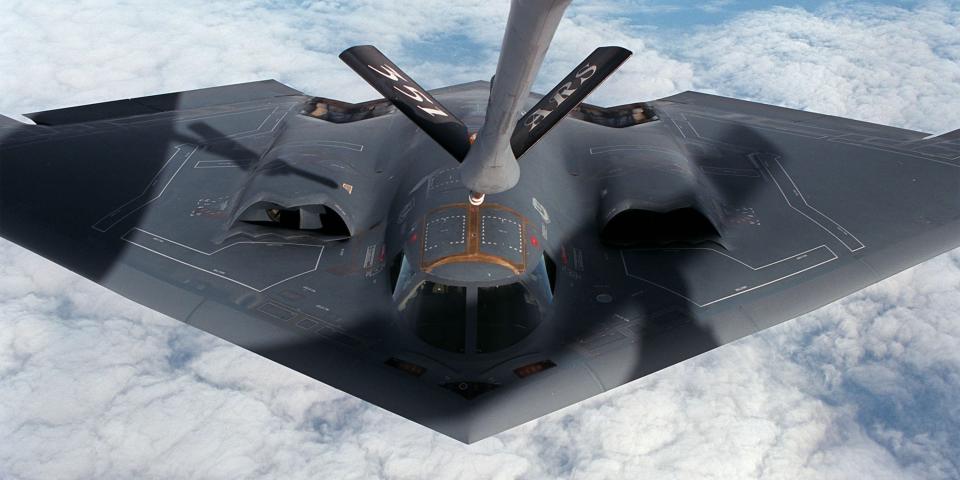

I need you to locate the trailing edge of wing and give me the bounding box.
[511,46,632,159]
[339,45,471,161]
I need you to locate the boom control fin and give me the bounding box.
[511,46,632,159]
[340,45,471,161]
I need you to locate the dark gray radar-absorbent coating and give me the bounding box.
[2,0,959,443]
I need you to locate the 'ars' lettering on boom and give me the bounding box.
[523,63,598,131]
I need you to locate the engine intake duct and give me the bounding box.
[601,207,720,247]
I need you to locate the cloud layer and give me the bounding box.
[2,1,960,479]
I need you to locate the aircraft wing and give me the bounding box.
[2,79,959,444]
[647,90,960,296]
[0,79,537,443]
[548,90,960,410]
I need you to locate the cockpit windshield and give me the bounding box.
[476,282,539,352]
[395,254,554,354]
[405,281,467,353]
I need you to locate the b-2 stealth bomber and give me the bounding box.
[2,0,959,443]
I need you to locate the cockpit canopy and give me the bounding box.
[393,254,554,354]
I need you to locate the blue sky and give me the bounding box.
[1,1,960,479]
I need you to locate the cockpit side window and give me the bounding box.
[528,254,554,301]
[402,281,467,353]
[476,282,542,353]
[392,254,416,298]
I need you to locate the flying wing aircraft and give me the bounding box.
[2,0,959,443]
